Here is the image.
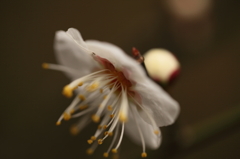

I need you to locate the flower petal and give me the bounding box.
[125,105,161,149]
[54,28,98,80]
[86,40,147,83]
[134,78,180,127]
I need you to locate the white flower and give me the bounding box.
[43,28,180,158]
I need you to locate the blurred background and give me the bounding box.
[1,0,240,159]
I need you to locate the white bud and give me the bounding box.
[144,49,180,83]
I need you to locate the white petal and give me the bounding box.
[54,29,98,80]
[134,78,180,127]
[125,105,161,149]
[66,28,88,49]
[86,40,147,82]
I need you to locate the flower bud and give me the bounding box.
[144,49,180,84]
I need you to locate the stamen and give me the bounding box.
[109,132,113,136]
[63,112,71,121]
[56,121,61,126]
[141,152,147,158]
[108,110,120,133]
[107,105,113,111]
[70,115,90,135]
[107,112,118,128]
[87,139,93,144]
[86,148,94,155]
[131,106,146,156]
[64,95,81,115]
[79,105,88,110]
[112,149,117,153]
[119,87,129,122]
[86,139,100,155]
[42,63,49,69]
[101,130,113,143]
[56,94,81,124]
[98,139,103,145]
[91,136,96,140]
[42,63,80,75]
[104,131,109,136]
[112,123,125,151]
[70,109,75,114]
[103,152,109,158]
[78,94,86,101]
[106,123,120,154]
[70,125,78,135]
[91,114,100,123]
[62,85,74,98]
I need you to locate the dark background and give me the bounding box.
[1,0,240,159]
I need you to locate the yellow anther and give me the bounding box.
[70,109,75,114]
[100,89,103,93]
[98,139,103,145]
[154,130,160,135]
[91,115,100,123]
[112,149,117,153]
[91,136,96,140]
[86,148,94,155]
[98,125,102,129]
[107,105,113,111]
[110,114,114,118]
[79,105,88,110]
[109,132,113,136]
[141,152,147,158]
[87,139,93,144]
[42,63,49,69]
[78,82,83,86]
[63,113,71,121]
[78,94,86,101]
[86,82,99,92]
[70,125,79,135]
[73,86,78,90]
[119,112,128,123]
[103,125,107,129]
[103,152,109,158]
[104,131,109,136]
[56,121,61,126]
[62,85,73,98]
[103,95,108,100]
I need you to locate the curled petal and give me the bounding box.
[135,78,180,127]
[54,28,98,80]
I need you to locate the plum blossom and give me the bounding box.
[43,28,180,158]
